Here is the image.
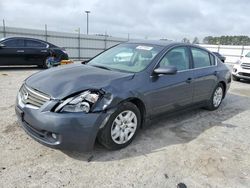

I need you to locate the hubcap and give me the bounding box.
[46,58,53,68]
[111,110,137,144]
[213,87,223,107]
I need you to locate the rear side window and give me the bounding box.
[3,39,25,47]
[25,40,46,48]
[159,47,190,71]
[191,48,211,68]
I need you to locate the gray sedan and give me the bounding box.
[15,40,231,151]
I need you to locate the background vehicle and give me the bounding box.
[213,52,226,63]
[0,37,68,68]
[15,41,231,151]
[232,51,250,81]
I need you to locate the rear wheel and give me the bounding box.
[98,102,141,150]
[43,57,53,69]
[205,83,224,111]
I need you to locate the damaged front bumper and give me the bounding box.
[15,94,111,151]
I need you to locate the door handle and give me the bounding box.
[41,50,48,53]
[214,71,218,76]
[186,78,193,83]
[17,50,24,53]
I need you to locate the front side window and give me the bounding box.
[25,40,46,48]
[191,48,211,68]
[159,46,190,71]
[3,39,25,47]
[88,43,164,73]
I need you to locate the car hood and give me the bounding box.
[241,57,250,63]
[25,64,134,99]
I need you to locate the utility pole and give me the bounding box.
[85,10,90,35]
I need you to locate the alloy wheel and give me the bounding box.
[213,87,223,107]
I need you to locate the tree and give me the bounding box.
[202,35,250,45]
[192,37,199,44]
[182,38,190,43]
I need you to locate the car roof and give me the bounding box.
[2,36,43,41]
[125,40,213,53]
[125,40,208,49]
[126,40,181,47]
[0,37,57,47]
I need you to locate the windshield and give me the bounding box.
[88,43,164,73]
[245,52,250,58]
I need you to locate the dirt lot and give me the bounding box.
[0,67,249,188]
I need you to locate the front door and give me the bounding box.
[0,38,25,65]
[145,46,194,116]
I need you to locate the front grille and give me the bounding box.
[241,63,250,69]
[239,72,250,77]
[19,84,50,108]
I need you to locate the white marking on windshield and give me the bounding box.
[136,46,153,51]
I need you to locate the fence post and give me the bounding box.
[104,31,107,50]
[127,33,130,41]
[3,19,6,38]
[217,44,220,53]
[78,28,81,60]
[241,45,244,56]
[45,24,48,42]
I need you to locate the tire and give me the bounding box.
[98,102,141,150]
[43,57,53,69]
[205,83,224,111]
[232,75,240,81]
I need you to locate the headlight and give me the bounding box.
[55,90,99,113]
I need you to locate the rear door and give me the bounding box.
[24,39,50,65]
[0,39,25,65]
[146,46,194,116]
[191,47,218,103]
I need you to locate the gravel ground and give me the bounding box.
[0,67,250,188]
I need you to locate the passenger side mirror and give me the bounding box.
[153,66,177,75]
[0,43,6,48]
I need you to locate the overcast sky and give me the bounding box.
[0,0,250,41]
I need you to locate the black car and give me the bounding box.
[16,41,231,151]
[213,52,226,63]
[0,37,68,68]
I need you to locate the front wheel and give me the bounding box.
[98,102,141,150]
[205,83,224,111]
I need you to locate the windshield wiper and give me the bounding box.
[91,65,112,71]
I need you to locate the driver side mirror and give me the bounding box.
[81,59,90,64]
[0,43,6,48]
[153,66,177,75]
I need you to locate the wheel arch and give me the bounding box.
[122,97,147,128]
[218,81,226,98]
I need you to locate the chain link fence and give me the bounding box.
[0,25,128,60]
[1,22,250,63]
